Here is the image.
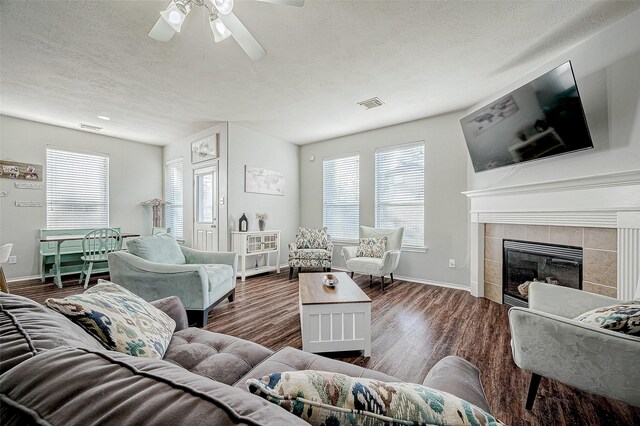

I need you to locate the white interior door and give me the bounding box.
[193,164,218,251]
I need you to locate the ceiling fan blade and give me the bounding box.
[148,17,176,42]
[218,12,266,61]
[254,0,304,6]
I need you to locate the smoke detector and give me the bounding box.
[80,123,102,132]
[357,97,384,110]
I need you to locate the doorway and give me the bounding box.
[193,164,218,251]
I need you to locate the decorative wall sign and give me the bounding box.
[245,166,285,196]
[15,201,43,207]
[15,182,43,190]
[191,134,218,164]
[0,160,43,181]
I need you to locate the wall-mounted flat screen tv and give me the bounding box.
[461,61,593,173]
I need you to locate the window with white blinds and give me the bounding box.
[375,142,425,248]
[164,159,184,238]
[323,154,359,241]
[46,148,109,229]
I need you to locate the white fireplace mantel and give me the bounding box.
[463,169,640,300]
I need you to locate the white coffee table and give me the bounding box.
[298,272,372,357]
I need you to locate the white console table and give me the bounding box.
[231,230,281,282]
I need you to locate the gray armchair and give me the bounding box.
[509,281,640,410]
[342,226,404,291]
[108,235,237,327]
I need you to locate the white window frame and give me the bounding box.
[375,141,425,249]
[46,146,110,229]
[322,153,360,242]
[164,158,184,239]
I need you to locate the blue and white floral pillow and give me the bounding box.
[574,302,640,336]
[296,227,330,249]
[46,280,176,359]
[356,237,387,258]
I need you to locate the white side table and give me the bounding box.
[231,230,281,281]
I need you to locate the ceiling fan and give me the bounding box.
[148,0,304,60]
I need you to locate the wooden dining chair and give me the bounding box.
[80,229,122,288]
[0,243,13,293]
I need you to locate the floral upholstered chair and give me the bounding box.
[288,227,334,279]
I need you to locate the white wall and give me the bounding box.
[300,112,470,287]
[227,123,300,266]
[162,123,229,249]
[0,115,163,280]
[467,11,640,189]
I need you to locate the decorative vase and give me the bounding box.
[239,213,248,232]
[258,219,266,231]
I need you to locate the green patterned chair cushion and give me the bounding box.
[288,249,332,261]
[45,280,176,359]
[295,227,330,249]
[247,370,503,426]
[356,237,387,258]
[573,302,640,336]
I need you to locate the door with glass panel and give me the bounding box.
[193,165,218,251]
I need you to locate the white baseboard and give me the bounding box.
[330,267,470,292]
[8,274,41,283]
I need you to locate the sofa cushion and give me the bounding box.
[295,227,330,249]
[356,237,387,258]
[205,264,234,290]
[0,346,306,426]
[0,292,104,375]
[233,346,398,389]
[45,281,176,359]
[127,234,186,265]
[163,328,274,385]
[247,370,503,426]
[573,302,640,336]
[422,355,491,414]
[346,256,384,275]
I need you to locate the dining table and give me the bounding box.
[39,232,140,288]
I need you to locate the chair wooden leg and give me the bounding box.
[84,262,93,289]
[326,267,331,272]
[0,267,9,294]
[369,275,373,285]
[350,271,354,279]
[390,273,394,283]
[227,289,235,302]
[381,276,385,292]
[298,267,301,275]
[79,261,87,284]
[289,267,294,280]
[526,373,542,411]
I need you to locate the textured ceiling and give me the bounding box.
[1,1,639,146]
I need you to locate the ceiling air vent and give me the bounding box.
[80,123,102,132]
[357,97,384,110]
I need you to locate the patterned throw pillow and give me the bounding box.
[296,227,330,249]
[247,370,503,426]
[356,237,387,258]
[573,302,640,336]
[45,280,176,359]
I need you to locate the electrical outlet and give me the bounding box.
[8,256,17,264]
[448,258,456,268]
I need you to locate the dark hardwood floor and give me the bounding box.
[7,272,640,426]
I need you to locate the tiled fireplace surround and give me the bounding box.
[464,170,640,303]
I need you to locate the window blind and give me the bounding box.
[323,154,359,241]
[46,147,109,229]
[164,159,184,238]
[375,142,425,248]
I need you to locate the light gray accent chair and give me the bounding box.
[342,226,404,291]
[108,234,237,327]
[509,281,640,410]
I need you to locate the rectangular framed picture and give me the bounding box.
[245,166,285,196]
[191,134,218,164]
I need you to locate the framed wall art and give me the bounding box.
[191,134,218,164]
[0,160,43,181]
[245,166,284,196]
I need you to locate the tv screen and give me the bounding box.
[461,61,593,173]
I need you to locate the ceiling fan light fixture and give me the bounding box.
[213,0,234,15]
[209,15,231,42]
[160,2,188,32]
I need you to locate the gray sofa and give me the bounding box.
[109,234,237,327]
[0,292,493,424]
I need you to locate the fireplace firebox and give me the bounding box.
[503,240,583,307]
